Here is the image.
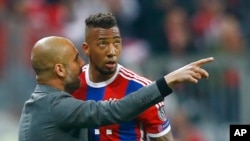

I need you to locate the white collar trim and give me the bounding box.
[85,64,122,88]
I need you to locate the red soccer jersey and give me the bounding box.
[72,64,171,141]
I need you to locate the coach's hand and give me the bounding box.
[164,57,214,88]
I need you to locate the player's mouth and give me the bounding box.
[105,61,116,69]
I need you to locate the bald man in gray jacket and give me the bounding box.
[18,36,214,141]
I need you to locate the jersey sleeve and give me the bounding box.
[137,101,171,138]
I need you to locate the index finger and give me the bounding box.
[191,57,214,67]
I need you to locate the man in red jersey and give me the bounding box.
[72,12,210,141]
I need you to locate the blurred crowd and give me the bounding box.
[1,0,250,141]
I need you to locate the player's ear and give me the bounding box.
[54,63,66,77]
[82,42,90,57]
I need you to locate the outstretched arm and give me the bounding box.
[53,57,214,128]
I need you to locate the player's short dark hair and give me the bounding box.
[85,12,117,29]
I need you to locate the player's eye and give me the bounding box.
[98,41,107,47]
[114,39,121,46]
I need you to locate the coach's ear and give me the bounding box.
[54,63,66,78]
[82,42,90,57]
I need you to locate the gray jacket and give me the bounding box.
[18,78,172,141]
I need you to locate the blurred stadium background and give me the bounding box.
[1,0,250,141]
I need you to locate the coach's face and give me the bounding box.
[83,27,122,75]
[63,44,85,93]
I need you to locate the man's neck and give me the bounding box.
[37,77,65,92]
[89,71,114,83]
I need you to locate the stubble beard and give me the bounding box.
[64,73,81,94]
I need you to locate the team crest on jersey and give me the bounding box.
[157,103,167,121]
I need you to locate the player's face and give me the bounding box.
[64,47,85,93]
[85,27,122,75]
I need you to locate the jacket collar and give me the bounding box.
[34,84,61,93]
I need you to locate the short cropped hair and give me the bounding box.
[85,12,117,29]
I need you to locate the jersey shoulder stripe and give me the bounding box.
[119,67,152,86]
